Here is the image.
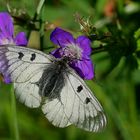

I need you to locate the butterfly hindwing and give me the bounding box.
[42,68,106,132]
[63,71,106,132]
[14,70,43,108]
[0,45,54,107]
[42,98,71,127]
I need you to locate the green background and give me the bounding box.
[0,0,140,140]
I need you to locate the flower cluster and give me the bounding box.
[0,12,94,81]
[0,12,28,83]
[0,12,27,46]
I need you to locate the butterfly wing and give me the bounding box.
[0,45,54,108]
[0,45,106,131]
[0,45,54,82]
[42,98,71,127]
[42,68,106,132]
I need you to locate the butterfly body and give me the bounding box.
[37,61,66,99]
[0,45,106,132]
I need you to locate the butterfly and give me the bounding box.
[0,45,106,132]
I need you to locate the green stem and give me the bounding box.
[10,86,20,140]
[31,0,45,51]
[91,45,106,54]
[37,0,45,15]
[33,0,45,21]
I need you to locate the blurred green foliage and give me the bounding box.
[0,0,140,140]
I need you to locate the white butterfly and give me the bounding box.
[0,45,106,132]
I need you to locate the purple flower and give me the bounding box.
[50,27,94,80]
[0,12,28,83]
[0,12,27,46]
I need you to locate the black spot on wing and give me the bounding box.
[85,97,91,104]
[30,53,36,61]
[77,85,83,93]
[18,52,24,60]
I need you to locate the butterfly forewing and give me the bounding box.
[0,46,54,108]
[0,46,54,83]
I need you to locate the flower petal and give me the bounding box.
[4,76,11,84]
[0,12,14,41]
[76,36,92,56]
[50,48,62,58]
[0,60,11,83]
[14,32,28,46]
[50,27,75,47]
[70,56,94,80]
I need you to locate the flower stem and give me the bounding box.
[91,45,106,54]
[37,0,45,15]
[31,0,45,51]
[10,86,20,140]
[33,0,45,21]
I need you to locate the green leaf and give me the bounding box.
[134,28,140,50]
[134,28,140,39]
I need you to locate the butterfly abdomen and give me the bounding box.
[37,63,66,99]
